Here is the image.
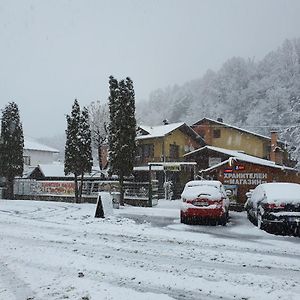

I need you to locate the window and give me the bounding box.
[170,144,179,159]
[213,129,221,138]
[143,144,154,158]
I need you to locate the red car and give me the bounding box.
[180,180,230,225]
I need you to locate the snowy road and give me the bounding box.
[0,200,299,300]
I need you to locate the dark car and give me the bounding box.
[244,182,300,236]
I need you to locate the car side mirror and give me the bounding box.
[225,190,232,197]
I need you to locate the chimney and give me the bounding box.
[162,119,169,125]
[270,131,283,164]
[204,122,212,145]
[217,117,223,123]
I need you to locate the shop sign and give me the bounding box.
[39,181,75,195]
[164,165,181,172]
[223,172,268,186]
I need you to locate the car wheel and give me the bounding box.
[219,214,227,226]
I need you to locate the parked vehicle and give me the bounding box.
[244,182,300,236]
[180,180,230,225]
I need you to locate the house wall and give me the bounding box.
[137,128,200,163]
[23,149,57,166]
[193,122,269,158]
[164,128,199,158]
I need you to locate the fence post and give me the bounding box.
[148,165,152,207]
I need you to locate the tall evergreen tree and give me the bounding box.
[78,106,93,198]
[0,102,24,199]
[65,100,93,203]
[64,99,81,203]
[108,75,120,175]
[108,76,136,205]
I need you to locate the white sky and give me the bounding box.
[1,0,300,138]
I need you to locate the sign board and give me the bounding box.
[224,172,268,186]
[164,165,181,172]
[39,181,75,195]
[96,192,114,218]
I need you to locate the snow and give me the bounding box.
[186,145,296,171]
[37,163,72,178]
[27,163,108,179]
[137,122,185,140]
[24,137,60,153]
[260,182,300,204]
[0,199,300,300]
[181,185,222,201]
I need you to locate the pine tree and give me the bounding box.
[108,76,136,205]
[108,75,120,175]
[64,99,81,203]
[78,106,93,198]
[65,100,93,203]
[0,102,24,199]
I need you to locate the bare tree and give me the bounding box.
[88,100,109,169]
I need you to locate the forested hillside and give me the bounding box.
[137,39,300,166]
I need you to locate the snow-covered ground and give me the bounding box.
[0,199,299,300]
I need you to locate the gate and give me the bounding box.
[124,180,158,207]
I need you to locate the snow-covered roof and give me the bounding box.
[185,145,296,171]
[38,164,72,178]
[24,138,59,153]
[137,122,185,140]
[29,164,106,178]
[193,117,284,144]
[133,166,164,171]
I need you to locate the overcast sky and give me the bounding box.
[1,0,300,138]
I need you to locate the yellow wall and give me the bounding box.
[164,129,196,157]
[137,128,198,159]
[211,126,268,158]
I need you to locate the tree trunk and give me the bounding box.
[74,174,79,203]
[98,144,102,170]
[119,173,124,206]
[5,176,14,199]
[79,172,84,202]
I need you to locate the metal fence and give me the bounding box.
[124,180,158,207]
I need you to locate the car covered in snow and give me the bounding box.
[180,180,230,225]
[244,182,300,235]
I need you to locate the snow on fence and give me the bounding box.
[14,179,120,196]
[14,179,158,207]
[123,180,158,207]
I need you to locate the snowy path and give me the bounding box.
[0,200,299,300]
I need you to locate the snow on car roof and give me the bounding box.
[181,185,222,200]
[261,182,300,204]
[185,180,222,188]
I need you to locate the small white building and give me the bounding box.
[23,138,59,167]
